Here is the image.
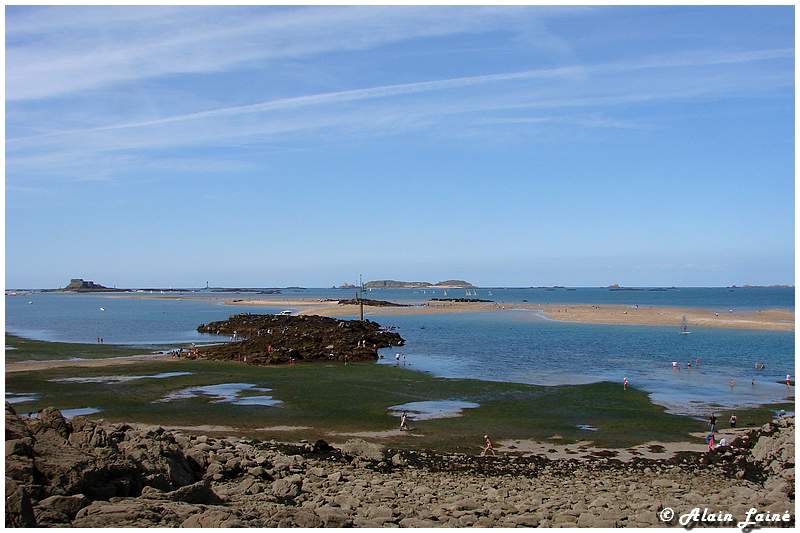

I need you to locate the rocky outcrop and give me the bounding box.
[336,298,409,307]
[6,404,795,528]
[430,298,493,303]
[60,279,124,292]
[194,314,404,364]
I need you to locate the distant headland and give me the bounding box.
[59,278,125,293]
[364,279,475,289]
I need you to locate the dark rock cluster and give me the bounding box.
[335,298,409,307]
[194,314,404,364]
[430,298,494,303]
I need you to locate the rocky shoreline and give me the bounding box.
[192,314,404,364]
[6,404,794,528]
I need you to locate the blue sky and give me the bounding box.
[5,5,795,288]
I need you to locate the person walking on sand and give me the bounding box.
[708,413,717,433]
[729,413,737,428]
[787,374,792,386]
[623,377,629,390]
[399,411,408,431]
[395,353,400,365]
[480,434,496,457]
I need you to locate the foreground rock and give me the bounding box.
[5,404,794,528]
[193,314,404,364]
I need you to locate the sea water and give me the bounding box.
[5,292,282,344]
[6,289,795,415]
[375,310,794,415]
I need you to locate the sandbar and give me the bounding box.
[226,298,794,331]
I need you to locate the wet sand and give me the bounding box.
[226,298,794,331]
[5,353,173,373]
[101,291,794,330]
[537,304,794,331]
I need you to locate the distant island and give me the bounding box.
[59,278,126,293]
[364,279,475,289]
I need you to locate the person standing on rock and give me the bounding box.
[480,435,496,457]
[729,413,737,428]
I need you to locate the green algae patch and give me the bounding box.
[5,334,158,362]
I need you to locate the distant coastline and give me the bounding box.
[364,279,475,289]
[9,280,795,293]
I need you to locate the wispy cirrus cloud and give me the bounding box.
[6,5,579,101]
[7,46,791,145]
[5,6,793,190]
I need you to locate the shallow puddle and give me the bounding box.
[6,392,40,404]
[157,383,281,407]
[52,371,193,384]
[62,407,102,418]
[26,407,102,419]
[387,400,480,421]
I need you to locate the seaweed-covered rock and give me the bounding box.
[336,298,409,307]
[194,314,404,364]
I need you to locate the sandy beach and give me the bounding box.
[219,297,794,331]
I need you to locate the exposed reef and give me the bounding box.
[193,314,404,364]
[335,299,410,307]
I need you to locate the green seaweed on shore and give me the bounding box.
[4,334,160,362]
[6,336,790,452]
[2,358,711,451]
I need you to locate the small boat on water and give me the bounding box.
[680,316,691,335]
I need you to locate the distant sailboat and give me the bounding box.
[99,307,106,312]
[680,316,691,335]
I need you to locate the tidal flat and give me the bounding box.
[5,347,787,452]
[5,334,160,362]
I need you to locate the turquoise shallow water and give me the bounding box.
[5,290,795,415]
